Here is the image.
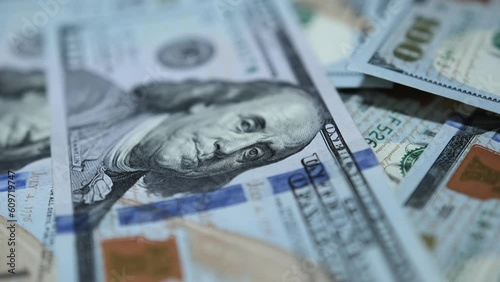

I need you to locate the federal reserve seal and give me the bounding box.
[158,37,215,69]
[400,147,426,176]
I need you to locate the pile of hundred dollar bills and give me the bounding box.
[0,0,498,281]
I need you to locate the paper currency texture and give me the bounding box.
[48,0,440,281]
[295,0,394,88]
[398,110,500,282]
[350,0,500,114]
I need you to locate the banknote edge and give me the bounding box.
[348,0,500,114]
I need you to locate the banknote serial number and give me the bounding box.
[393,16,440,62]
[365,115,403,148]
[5,170,17,275]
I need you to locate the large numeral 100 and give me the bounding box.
[393,16,440,62]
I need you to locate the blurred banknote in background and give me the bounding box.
[0,2,54,281]
[49,0,439,281]
[294,0,395,88]
[350,0,500,114]
[0,1,195,281]
[0,2,50,175]
[397,109,500,281]
[340,87,455,188]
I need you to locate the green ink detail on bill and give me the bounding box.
[293,3,315,26]
[420,234,436,251]
[247,66,257,73]
[493,30,500,50]
[400,147,426,176]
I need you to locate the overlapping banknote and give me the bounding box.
[350,0,500,114]
[0,2,55,281]
[340,86,455,188]
[0,0,228,281]
[397,109,500,281]
[294,0,394,88]
[46,0,441,281]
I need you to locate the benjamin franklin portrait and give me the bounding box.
[0,69,50,173]
[67,70,329,227]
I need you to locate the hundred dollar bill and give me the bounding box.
[0,3,50,176]
[49,1,441,281]
[0,1,191,281]
[294,0,394,88]
[340,87,455,188]
[397,109,500,281]
[0,0,178,173]
[350,0,500,114]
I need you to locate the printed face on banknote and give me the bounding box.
[68,71,327,221]
[0,70,50,172]
[129,83,322,178]
[51,2,442,281]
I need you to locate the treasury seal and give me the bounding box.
[158,37,215,69]
[400,147,426,176]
